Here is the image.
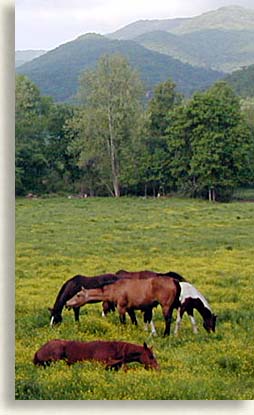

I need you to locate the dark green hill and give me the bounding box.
[225,64,254,98]
[16,33,223,102]
[134,29,254,73]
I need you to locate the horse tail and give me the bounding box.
[172,279,181,309]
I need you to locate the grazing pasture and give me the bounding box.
[15,196,254,400]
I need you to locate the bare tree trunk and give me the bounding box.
[107,106,120,197]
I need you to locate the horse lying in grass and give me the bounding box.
[48,273,121,326]
[33,339,159,370]
[66,276,180,336]
[174,282,217,334]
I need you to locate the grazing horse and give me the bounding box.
[66,277,180,336]
[112,269,186,333]
[174,282,217,335]
[48,273,121,326]
[33,339,159,370]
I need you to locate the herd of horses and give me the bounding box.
[34,269,217,371]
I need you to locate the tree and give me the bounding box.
[166,81,253,200]
[16,75,51,194]
[140,80,182,196]
[75,54,144,196]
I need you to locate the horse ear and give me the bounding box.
[143,342,148,350]
[81,286,85,291]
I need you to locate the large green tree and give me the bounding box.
[141,80,182,195]
[166,81,253,200]
[74,54,144,196]
[16,75,51,194]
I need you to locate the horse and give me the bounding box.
[108,269,186,333]
[174,282,217,335]
[66,276,181,336]
[33,339,159,371]
[48,273,121,326]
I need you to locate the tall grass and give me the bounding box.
[15,196,254,399]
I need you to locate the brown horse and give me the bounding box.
[66,277,180,336]
[33,339,159,370]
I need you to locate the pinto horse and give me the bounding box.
[48,273,121,326]
[66,276,181,336]
[174,282,217,334]
[33,339,159,370]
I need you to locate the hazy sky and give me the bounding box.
[15,0,254,51]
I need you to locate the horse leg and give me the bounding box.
[174,307,182,335]
[127,309,138,325]
[144,308,156,335]
[188,312,198,334]
[162,305,174,336]
[74,307,80,322]
[102,301,115,317]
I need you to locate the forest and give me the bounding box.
[16,54,254,201]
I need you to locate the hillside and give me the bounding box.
[225,64,254,98]
[16,33,223,102]
[109,6,254,39]
[15,50,46,67]
[134,29,254,73]
[109,6,254,73]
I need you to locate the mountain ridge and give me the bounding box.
[17,34,223,102]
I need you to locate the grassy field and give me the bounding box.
[15,196,254,400]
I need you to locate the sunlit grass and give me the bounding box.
[15,196,254,399]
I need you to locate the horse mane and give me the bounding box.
[158,271,187,282]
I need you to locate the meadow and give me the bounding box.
[15,196,254,400]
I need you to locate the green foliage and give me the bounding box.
[166,81,253,200]
[16,197,254,399]
[226,65,254,98]
[15,75,51,195]
[69,54,145,196]
[16,75,80,195]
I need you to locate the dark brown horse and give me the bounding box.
[66,276,180,336]
[48,273,121,326]
[33,339,159,370]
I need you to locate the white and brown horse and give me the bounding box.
[174,282,217,334]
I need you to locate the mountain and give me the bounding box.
[225,64,254,98]
[108,18,190,40]
[16,33,223,102]
[109,6,254,39]
[134,29,254,73]
[15,50,46,67]
[108,6,254,73]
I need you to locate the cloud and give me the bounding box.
[16,0,254,50]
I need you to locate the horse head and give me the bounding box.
[141,342,160,370]
[203,313,217,333]
[65,286,87,308]
[48,308,63,327]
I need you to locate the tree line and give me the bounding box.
[16,54,254,201]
